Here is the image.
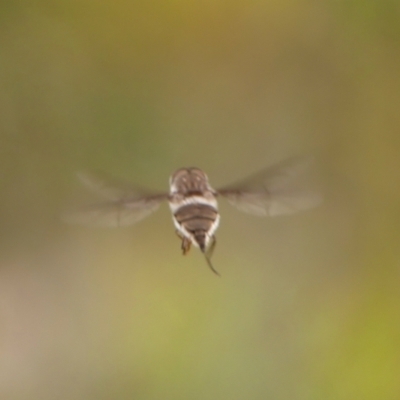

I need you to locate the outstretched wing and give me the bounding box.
[63,170,169,227]
[216,156,322,216]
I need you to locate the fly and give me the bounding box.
[64,156,322,275]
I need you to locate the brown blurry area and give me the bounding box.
[1,1,399,399]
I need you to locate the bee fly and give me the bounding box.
[169,168,220,274]
[64,157,321,275]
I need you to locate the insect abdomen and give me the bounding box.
[174,204,219,250]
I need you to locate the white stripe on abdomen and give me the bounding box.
[168,195,218,214]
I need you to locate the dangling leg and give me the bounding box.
[181,237,191,255]
[204,254,220,276]
[204,236,219,276]
[175,230,191,255]
[206,235,216,260]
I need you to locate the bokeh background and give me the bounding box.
[1,1,399,399]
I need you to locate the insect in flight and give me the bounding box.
[64,156,321,275]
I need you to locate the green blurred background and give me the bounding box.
[1,1,399,399]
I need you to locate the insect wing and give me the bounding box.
[217,156,322,216]
[76,170,158,201]
[63,170,169,227]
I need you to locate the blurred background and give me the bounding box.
[1,1,399,399]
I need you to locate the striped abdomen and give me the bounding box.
[173,203,219,251]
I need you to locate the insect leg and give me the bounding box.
[204,253,220,276]
[181,237,191,255]
[175,229,191,255]
[204,236,219,276]
[206,235,217,259]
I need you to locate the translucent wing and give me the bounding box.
[217,156,322,216]
[76,170,152,201]
[63,170,169,227]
